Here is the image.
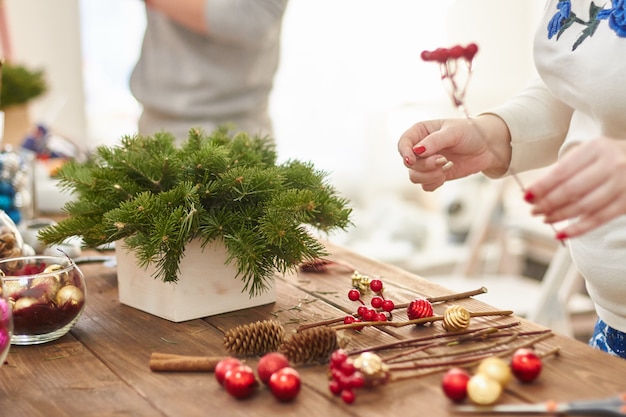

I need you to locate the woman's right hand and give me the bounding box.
[397,114,512,191]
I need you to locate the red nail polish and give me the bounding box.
[523,190,535,203]
[404,156,411,166]
[413,146,426,155]
[555,231,568,241]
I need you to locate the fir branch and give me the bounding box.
[38,128,353,296]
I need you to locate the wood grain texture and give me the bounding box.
[0,241,624,417]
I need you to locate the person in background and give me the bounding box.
[130,0,289,141]
[398,0,626,359]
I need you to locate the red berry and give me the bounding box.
[257,352,290,385]
[420,50,433,61]
[510,348,542,383]
[371,296,384,309]
[432,47,450,63]
[348,372,365,389]
[268,367,301,402]
[339,359,356,376]
[343,315,356,325]
[357,305,368,317]
[448,45,465,59]
[362,308,376,322]
[330,349,348,367]
[376,312,388,322]
[223,364,258,399]
[407,298,434,320]
[369,279,383,293]
[341,388,356,404]
[348,289,361,302]
[329,379,342,396]
[441,367,471,402]
[214,357,242,386]
[463,43,479,61]
[353,318,364,331]
[382,299,395,312]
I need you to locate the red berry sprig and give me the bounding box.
[420,42,478,108]
[345,278,396,328]
[328,349,366,404]
[420,43,478,64]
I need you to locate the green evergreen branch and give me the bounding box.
[39,128,353,297]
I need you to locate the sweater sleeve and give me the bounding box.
[485,77,574,176]
[205,0,288,47]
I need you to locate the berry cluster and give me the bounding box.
[420,42,479,108]
[328,349,365,404]
[441,348,543,405]
[345,278,395,328]
[420,43,478,64]
[215,352,301,402]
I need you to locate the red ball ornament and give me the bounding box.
[510,348,543,383]
[257,352,290,385]
[407,298,434,321]
[441,367,471,402]
[268,367,301,402]
[223,364,258,399]
[214,357,243,386]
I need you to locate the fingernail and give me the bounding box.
[404,156,411,166]
[435,157,448,166]
[555,231,568,241]
[524,190,535,203]
[441,161,454,172]
[413,145,426,155]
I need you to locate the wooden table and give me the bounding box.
[1,242,624,417]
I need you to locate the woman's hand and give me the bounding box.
[525,136,626,239]
[397,114,512,191]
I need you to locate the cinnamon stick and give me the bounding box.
[149,353,226,372]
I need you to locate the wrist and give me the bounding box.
[476,113,512,178]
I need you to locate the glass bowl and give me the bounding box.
[0,280,13,364]
[0,255,86,345]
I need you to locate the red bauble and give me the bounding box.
[407,298,434,321]
[441,367,471,402]
[510,348,542,383]
[214,357,242,386]
[223,364,258,399]
[268,367,301,402]
[257,352,290,385]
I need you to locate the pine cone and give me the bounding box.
[279,326,339,365]
[223,320,286,356]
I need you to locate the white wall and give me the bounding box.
[2,0,544,261]
[3,0,86,142]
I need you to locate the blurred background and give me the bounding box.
[4,0,595,338]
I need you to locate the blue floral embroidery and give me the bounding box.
[548,0,572,38]
[588,318,626,359]
[606,0,626,36]
[548,0,626,50]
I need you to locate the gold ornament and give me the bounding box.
[476,356,512,387]
[467,373,502,405]
[442,305,471,332]
[353,352,390,385]
[223,320,286,356]
[351,271,370,293]
[55,285,85,309]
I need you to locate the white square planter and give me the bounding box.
[115,239,276,322]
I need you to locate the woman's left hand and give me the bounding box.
[525,136,626,239]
